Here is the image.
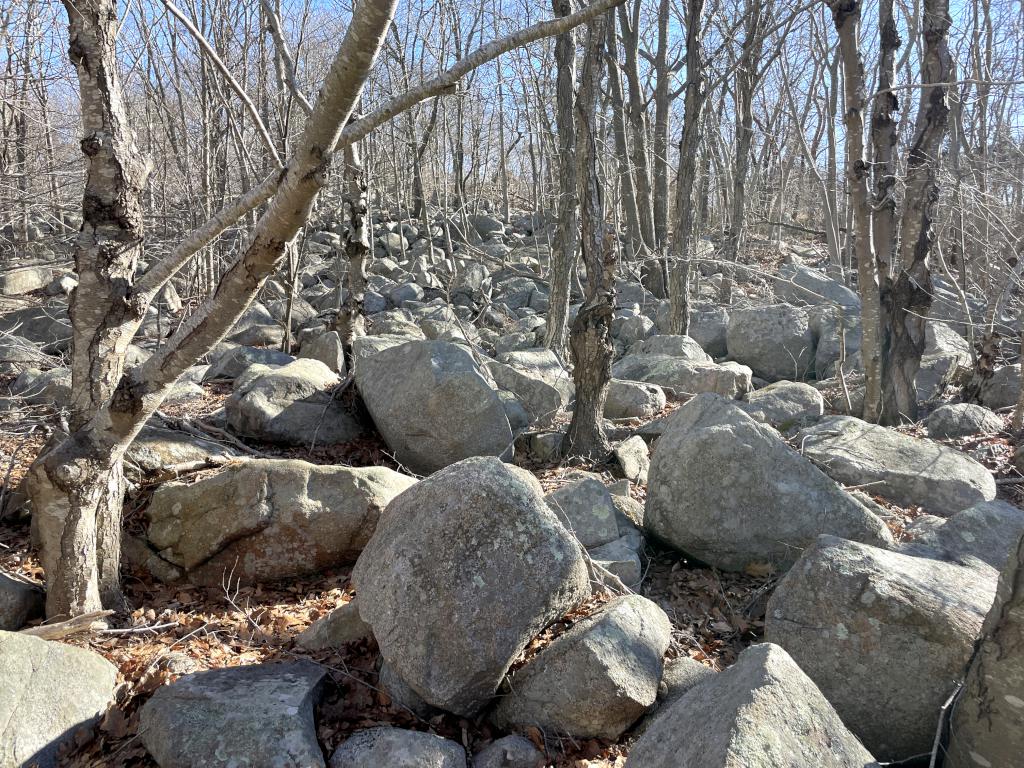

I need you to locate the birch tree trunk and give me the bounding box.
[335,140,369,347]
[564,11,614,461]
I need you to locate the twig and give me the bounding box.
[21,610,115,639]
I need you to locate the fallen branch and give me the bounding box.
[21,610,114,639]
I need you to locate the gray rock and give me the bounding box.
[903,500,1024,570]
[472,735,543,768]
[740,380,824,431]
[140,661,327,768]
[0,266,53,296]
[645,394,893,572]
[492,595,672,739]
[10,366,71,406]
[145,459,415,585]
[797,415,997,516]
[766,535,998,760]
[979,364,1019,410]
[497,348,574,403]
[296,600,374,650]
[689,306,730,358]
[917,322,973,401]
[925,402,1003,439]
[227,302,285,347]
[613,314,655,347]
[634,656,717,737]
[227,358,363,446]
[588,535,643,587]
[356,341,513,474]
[388,282,424,307]
[378,662,436,717]
[605,379,666,420]
[0,572,43,630]
[627,334,711,362]
[544,477,620,548]
[125,423,242,476]
[726,304,815,382]
[330,728,466,768]
[0,631,118,768]
[612,435,649,484]
[484,360,563,427]
[299,330,346,374]
[774,263,860,310]
[469,213,505,239]
[625,643,877,768]
[810,304,861,379]
[611,356,752,399]
[0,305,71,352]
[353,457,590,716]
[204,344,295,381]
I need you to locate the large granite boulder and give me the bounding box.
[979,364,1019,410]
[492,595,671,739]
[0,572,43,630]
[903,499,1024,571]
[226,358,363,446]
[140,661,327,768]
[925,402,1003,439]
[611,355,752,399]
[0,631,118,768]
[144,459,416,585]
[797,415,997,516]
[766,535,998,760]
[740,380,824,431]
[626,643,876,768]
[726,304,815,382]
[353,457,590,716]
[645,394,893,572]
[774,263,860,310]
[355,341,513,474]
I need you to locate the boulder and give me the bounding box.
[484,360,564,427]
[612,435,650,485]
[917,322,972,401]
[645,394,893,572]
[689,306,730,357]
[605,379,666,420]
[766,535,998,760]
[903,500,1024,570]
[203,344,294,381]
[810,304,861,379]
[627,334,711,362]
[472,736,544,768]
[497,348,574,403]
[0,266,53,296]
[124,423,242,477]
[329,728,466,768]
[491,595,672,739]
[726,304,814,382]
[797,415,997,515]
[611,356,752,399]
[979,364,1019,410]
[0,631,118,768]
[227,302,285,347]
[352,457,590,716]
[0,572,43,630]
[925,402,1003,439]
[145,459,416,585]
[299,330,346,374]
[774,263,860,310]
[625,643,877,768]
[544,477,621,548]
[356,341,513,474]
[140,661,327,768]
[0,305,71,352]
[226,358,363,446]
[10,366,71,405]
[740,380,824,431]
[296,599,374,650]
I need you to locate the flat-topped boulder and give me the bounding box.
[797,415,996,515]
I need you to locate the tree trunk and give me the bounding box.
[829,0,884,422]
[946,532,1024,768]
[335,140,370,347]
[544,0,578,353]
[667,0,706,335]
[563,12,613,462]
[879,0,951,424]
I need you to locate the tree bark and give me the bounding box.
[667,0,706,335]
[335,140,369,347]
[544,0,578,353]
[878,0,951,424]
[946,533,1024,768]
[563,12,614,462]
[829,0,883,422]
